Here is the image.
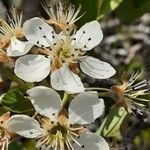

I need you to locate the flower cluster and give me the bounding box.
[0,1,119,150]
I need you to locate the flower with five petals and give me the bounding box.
[7,86,109,150]
[14,17,116,93]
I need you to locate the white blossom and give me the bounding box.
[14,17,116,93]
[7,86,109,150]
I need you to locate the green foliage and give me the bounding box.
[97,0,123,20]
[71,0,150,24]
[71,0,98,24]
[8,141,22,150]
[2,91,34,113]
[115,0,150,22]
[97,107,127,138]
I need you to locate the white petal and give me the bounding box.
[51,64,85,94]
[79,56,116,79]
[69,92,104,124]
[14,54,50,82]
[7,37,33,57]
[7,115,43,138]
[27,86,61,119]
[23,17,55,47]
[72,132,109,150]
[72,20,103,51]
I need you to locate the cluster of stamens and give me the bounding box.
[111,72,150,110]
[42,1,84,30]
[37,26,93,72]
[0,7,24,49]
[0,126,11,150]
[0,113,13,150]
[36,116,86,150]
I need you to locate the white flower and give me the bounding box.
[0,8,33,56]
[7,86,109,150]
[14,17,116,93]
[42,1,84,30]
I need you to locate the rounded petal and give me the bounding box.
[79,56,116,79]
[7,115,43,138]
[23,17,55,47]
[72,20,103,51]
[7,37,33,57]
[68,92,104,124]
[72,132,109,150]
[27,86,61,119]
[51,64,85,94]
[14,54,50,82]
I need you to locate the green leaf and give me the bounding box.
[97,0,124,20]
[9,141,22,150]
[97,107,127,138]
[71,0,98,25]
[0,105,9,115]
[115,0,150,22]
[22,140,36,150]
[2,91,34,113]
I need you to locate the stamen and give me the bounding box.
[132,80,149,91]
[70,135,83,148]
[70,131,80,138]
[66,136,74,150]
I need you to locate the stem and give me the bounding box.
[99,92,111,98]
[62,92,70,107]
[85,87,111,92]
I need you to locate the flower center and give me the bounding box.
[37,117,86,150]
[49,37,84,72]
[48,123,68,139]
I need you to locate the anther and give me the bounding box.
[83,30,85,34]
[52,35,55,38]
[39,26,42,30]
[81,145,85,148]
[51,121,54,124]
[66,28,69,31]
[29,131,33,134]
[88,38,91,41]
[77,135,80,139]
[43,35,46,38]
